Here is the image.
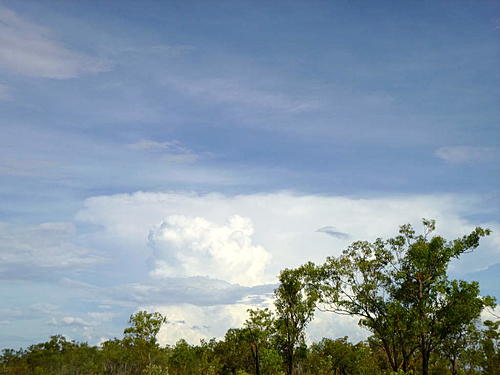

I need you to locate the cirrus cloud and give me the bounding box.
[0,6,110,79]
[435,146,500,163]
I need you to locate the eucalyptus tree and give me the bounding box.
[308,219,494,375]
[123,310,167,371]
[243,308,275,375]
[274,267,318,375]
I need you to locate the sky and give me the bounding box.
[0,0,499,349]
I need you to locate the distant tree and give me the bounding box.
[123,311,167,371]
[463,319,500,375]
[480,319,500,374]
[216,328,253,375]
[438,320,479,375]
[306,337,381,375]
[274,267,317,375]
[168,339,197,375]
[243,308,275,375]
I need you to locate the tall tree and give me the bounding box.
[123,310,167,370]
[274,267,317,375]
[308,219,494,375]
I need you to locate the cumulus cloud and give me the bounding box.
[435,146,500,163]
[308,310,368,343]
[148,215,271,286]
[144,296,275,345]
[77,191,500,277]
[0,222,104,280]
[0,6,110,78]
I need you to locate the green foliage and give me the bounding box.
[274,267,318,375]
[142,364,167,375]
[124,311,167,346]
[305,337,382,375]
[304,219,494,375]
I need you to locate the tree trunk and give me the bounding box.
[421,349,430,375]
[250,343,260,375]
[450,356,458,375]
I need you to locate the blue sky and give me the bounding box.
[1,0,499,349]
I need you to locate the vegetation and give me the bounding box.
[1,220,498,375]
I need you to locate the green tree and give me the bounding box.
[243,308,275,375]
[306,337,381,375]
[216,328,254,375]
[274,267,317,375]
[308,219,494,375]
[168,339,197,375]
[123,311,167,372]
[482,319,500,374]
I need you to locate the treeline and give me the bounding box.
[1,220,499,375]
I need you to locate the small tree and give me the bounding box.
[243,308,275,375]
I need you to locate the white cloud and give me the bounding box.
[128,139,200,163]
[48,316,92,328]
[166,76,319,113]
[435,146,500,163]
[149,215,271,286]
[308,310,368,343]
[481,305,500,322]
[0,6,110,78]
[0,222,104,280]
[77,191,500,277]
[144,296,274,345]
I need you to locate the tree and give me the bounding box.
[308,219,494,375]
[274,267,317,375]
[438,321,478,375]
[306,337,381,375]
[216,328,254,375]
[123,311,167,371]
[243,308,275,375]
[464,319,500,375]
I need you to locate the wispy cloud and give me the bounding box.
[127,139,201,163]
[435,146,500,163]
[0,158,63,177]
[0,222,104,281]
[49,316,93,328]
[316,226,350,239]
[0,6,111,79]
[166,76,320,113]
